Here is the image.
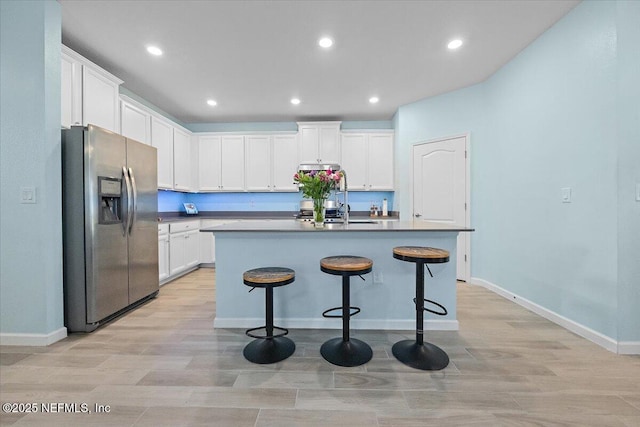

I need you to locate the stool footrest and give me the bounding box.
[413,298,448,316]
[245,325,289,339]
[322,306,361,318]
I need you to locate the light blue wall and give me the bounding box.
[616,0,640,342]
[0,0,64,336]
[395,0,633,341]
[159,190,394,214]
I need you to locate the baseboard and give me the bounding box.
[618,341,640,355]
[469,277,633,354]
[0,327,67,346]
[214,317,458,331]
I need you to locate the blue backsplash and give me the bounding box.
[158,190,394,213]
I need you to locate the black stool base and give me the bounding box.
[243,337,295,364]
[321,337,373,367]
[392,340,449,371]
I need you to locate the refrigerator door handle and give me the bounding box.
[122,166,133,236]
[128,167,137,235]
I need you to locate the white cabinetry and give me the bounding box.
[158,224,170,282]
[61,45,123,132]
[120,99,151,144]
[245,134,298,192]
[340,131,394,191]
[298,122,341,164]
[173,128,192,191]
[151,117,174,190]
[198,135,245,191]
[199,220,238,265]
[168,221,200,276]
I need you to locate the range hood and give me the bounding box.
[297,163,341,172]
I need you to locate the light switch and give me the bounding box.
[20,187,36,204]
[636,183,640,202]
[561,187,572,203]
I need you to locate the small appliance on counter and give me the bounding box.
[183,202,199,216]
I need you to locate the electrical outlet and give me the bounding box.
[373,271,383,284]
[20,187,36,204]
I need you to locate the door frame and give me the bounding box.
[410,132,471,281]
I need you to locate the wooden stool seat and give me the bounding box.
[393,246,449,264]
[243,267,295,287]
[320,256,373,274]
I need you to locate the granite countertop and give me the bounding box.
[158,211,400,223]
[201,219,473,233]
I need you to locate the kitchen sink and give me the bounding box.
[347,219,379,224]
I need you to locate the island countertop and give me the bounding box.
[201,219,474,233]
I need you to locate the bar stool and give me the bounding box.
[320,255,373,367]
[392,246,450,370]
[242,267,295,364]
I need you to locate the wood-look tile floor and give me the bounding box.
[2,268,639,426]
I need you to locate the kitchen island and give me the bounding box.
[201,220,473,331]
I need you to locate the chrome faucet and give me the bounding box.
[340,169,349,223]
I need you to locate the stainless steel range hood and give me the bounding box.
[297,163,341,172]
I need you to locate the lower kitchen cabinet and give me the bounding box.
[166,220,200,280]
[158,224,170,281]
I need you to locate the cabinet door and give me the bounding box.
[368,134,394,190]
[151,118,174,189]
[341,133,367,191]
[169,233,186,275]
[341,134,368,190]
[198,136,221,191]
[220,136,245,191]
[199,231,214,264]
[185,230,200,268]
[299,126,320,163]
[158,234,170,281]
[245,135,271,191]
[319,125,341,163]
[61,54,82,128]
[82,66,120,132]
[173,128,192,191]
[272,135,299,191]
[120,101,150,144]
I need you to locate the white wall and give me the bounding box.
[0,0,65,344]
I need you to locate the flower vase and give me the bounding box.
[313,198,326,228]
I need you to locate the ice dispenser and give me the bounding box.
[98,176,122,224]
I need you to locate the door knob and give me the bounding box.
[414,213,422,218]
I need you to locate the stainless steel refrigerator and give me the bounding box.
[62,124,159,332]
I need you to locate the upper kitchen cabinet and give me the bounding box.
[298,122,341,164]
[245,134,298,192]
[198,135,245,191]
[173,128,192,191]
[120,97,151,144]
[61,46,123,132]
[151,117,174,189]
[341,131,394,191]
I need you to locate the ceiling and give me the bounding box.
[60,0,579,124]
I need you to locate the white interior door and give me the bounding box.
[412,136,468,281]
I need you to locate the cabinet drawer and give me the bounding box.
[170,220,200,234]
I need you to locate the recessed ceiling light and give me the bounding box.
[447,39,463,50]
[146,45,163,56]
[318,37,333,48]
[369,97,379,104]
[206,99,217,107]
[290,98,301,105]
